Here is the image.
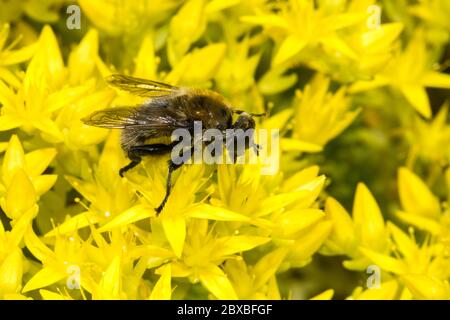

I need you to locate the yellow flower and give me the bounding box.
[215,36,264,112]
[321,22,404,82]
[405,105,450,165]
[78,0,179,36]
[323,182,389,270]
[401,274,450,300]
[360,222,450,279]
[348,280,399,300]
[350,30,450,118]
[170,219,269,299]
[0,23,35,88]
[287,73,360,148]
[45,132,137,237]
[0,135,56,220]
[410,0,450,36]
[149,264,172,300]
[0,26,91,142]
[225,250,285,299]
[396,167,450,243]
[242,0,364,66]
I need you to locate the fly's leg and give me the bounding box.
[155,143,195,215]
[119,154,141,177]
[155,160,183,216]
[119,143,175,177]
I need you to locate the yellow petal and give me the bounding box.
[0,73,21,109]
[2,134,25,185]
[361,23,403,52]
[24,228,57,264]
[149,264,171,300]
[167,0,206,65]
[205,0,240,13]
[31,174,57,197]
[98,256,122,300]
[359,247,407,275]
[162,215,186,258]
[214,236,270,258]
[400,85,431,118]
[396,210,442,235]
[3,293,32,300]
[33,118,64,142]
[46,85,91,113]
[168,43,226,85]
[266,276,281,300]
[274,209,325,238]
[33,26,64,87]
[310,289,334,300]
[9,207,38,247]
[281,138,323,152]
[353,183,387,251]
[240,15,289,29]
[0,248,23,296]
[387,222,417,260]
[321,35,358,60]
[24,148,56,176]
[325,197,356,254]
[0,115,22,131]
[98,205,154,232]
[199,264,238,300]
[288,220,332,266]
[253,248,287,290]
[349,76,389,93]
[282,165,320,192]
[273,35,307,66]
[4,169,36,220]
[45,211,101,237]
[258,65,298,95]
[398,167,441,218]
[422,71,450,89]
[134,33,157,79]
[356,280,398,300]
[68,29,99,83]
[401,274,450,300]
[259,192,315,216]
[22,267,65,293]
[186,204,250,222]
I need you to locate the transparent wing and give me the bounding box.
[106,74,181,97]
[81,106,189,137]
[81,107,143,128]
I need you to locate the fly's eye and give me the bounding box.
[234,115,255,130]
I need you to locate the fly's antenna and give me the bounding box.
[234,110,266,117]
[250,112,266,117]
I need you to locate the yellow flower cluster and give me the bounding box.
[0,0,449,300]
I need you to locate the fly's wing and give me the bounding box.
[106,74,182,98]
[81,107,142,128]
[81,106,189,137]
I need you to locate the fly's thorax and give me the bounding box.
[183,92,233,131]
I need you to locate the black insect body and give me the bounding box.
[82,74,263,215]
